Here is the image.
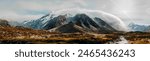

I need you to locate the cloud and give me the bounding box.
[0,0,150,24]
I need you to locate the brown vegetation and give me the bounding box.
[0,26,150,44]
[124,32,150,44]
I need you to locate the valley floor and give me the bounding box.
[0,26,150,44]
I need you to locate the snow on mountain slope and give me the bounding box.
[23,14,54,29]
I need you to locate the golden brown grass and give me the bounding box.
[0,26,150,44]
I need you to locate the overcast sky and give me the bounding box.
[0,0,150,24]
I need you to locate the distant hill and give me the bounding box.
[0,19,10,26]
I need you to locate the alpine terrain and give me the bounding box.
[23,9,128,33]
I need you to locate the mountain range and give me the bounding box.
[23,9,128,33]
[3,9,149,33]
[128,23,150,32]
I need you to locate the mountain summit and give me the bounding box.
[23,9,128,33]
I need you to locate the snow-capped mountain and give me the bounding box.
[23,14,53,29]
[128,23,150,32]
[23,9,128,33]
